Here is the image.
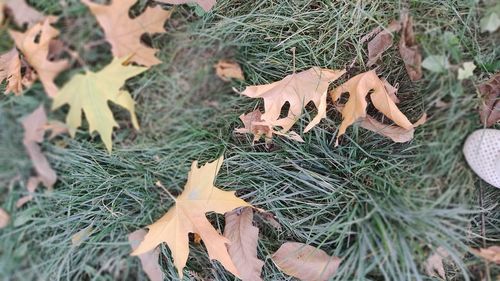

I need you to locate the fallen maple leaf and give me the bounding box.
[331,70,412,145]
[82,0,171,67]
[21,105,57,189]
[424,247,450,279]
[224,207,264,281]
[240,67,345,140]
[129,229,164,281]
[158,0,216,12]
[272,242,341,281]
[359,113,426,143]
[366,20,401,67]
[52,57,147,152]
[472,246,500,264]
[214,60,244,81]
[398,10,422,81]
[0,208,9,229]
[9,17,69,97]
[478,73,500,127]
[132,156,251,279]
[4,0,44,27]
[0,48,22,95]
[16,176,41,208]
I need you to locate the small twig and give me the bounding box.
[155,181,176,202]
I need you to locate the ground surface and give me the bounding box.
[0,0,499,280]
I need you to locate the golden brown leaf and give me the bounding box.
[129,229,164,281]
[0,48,22,95]
[132,156,251,279]
[478,73,500,127]
[366,20,401,66]
[224,207,264,281]
[272,242,341,281]
[359,113,426,143]
[473,246,500,264]
[331,70,412,145]
[214,60,244,81]
[398,11,422,81]
[158,0,216,12]
[4,0,43,27]
[82,0,171,67]
[0,208,9,229]
[9,17,69,97]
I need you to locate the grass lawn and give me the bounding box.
[0,0,499,280]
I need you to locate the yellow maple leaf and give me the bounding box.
[132,156,250,279]
[52,57,147,152]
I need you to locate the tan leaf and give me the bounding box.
[21,105,57,188]
[359,113,426,143]
[4,0,44,27]
[129,229,164,281]
[132,156,251,279]
[0,48,22,95]
[235,110,273,144]
[224,207,264,281]
[82,0,171,67]
[398,11,422,81]
[9,17,69,97]
[71,225,94,246]
[242,67,345,138]
[366,20,401,66]
[473,246,500,264]
[424,246,449,279]
[381,78,399,104]
[272,242,341,281]
[478,73,500,127]
[0,208,9,229]
[331,70,412,145]
[16,176,41,208]
[215,60,244,81]
[158,0,216,12]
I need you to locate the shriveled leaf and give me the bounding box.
[478,73,500,127]
[359,113,426,143]
[0,208,9,228]
[331,70,412,145]
[158,0,216,12]
[398,11,422,81]
[52,57,147,152]
[16,176,41,208]
[82,0,171,67]
[71,225,94,246]
[129,229,164,281]
[132,156,251,279]
[235,110,273,144]
[224,207,264,281]
[422,55,449,73]
[9,17,69,97]
[241,67,345,140]
[457,61,476,80]
[21,106,57,188]
[480,12,500,33]
[472,246,500,264]
[214,60,244,81]
[424,246,449,279]
[366,20,401,66]
[0,48,22,95]
[4,0,43,27]
[272,242,341,281]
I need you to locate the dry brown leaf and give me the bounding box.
[331,70,412,145]
[359,113,426,143]
[0,208,9,229]
[478,73,500,127]
[21,105,57,188]
[399,11,422,81]
[366,20,401,66]
[132,156,251,279]
[129,229,164,281]
[4,0,44,27]
[214,60,244,81]
[16,176,41,208]
[235,110,273,144]
[272,242,341,281]
[424,246,449,279]
[224,207,264,281]
[82,0,171,67]
[158,0,216,12]
[0,48,22,95]
[473,246,500,264]
[241,67,345,140]
[9,17,69,97]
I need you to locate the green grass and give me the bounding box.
[1,0,499,280]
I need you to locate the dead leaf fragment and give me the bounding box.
[0,208,9,228]
[235,110,273,144]
[359,113,426,143]
[398,11,422,81]
[132,156,251,279]
[424,246,450,279]
[331,70,412,145]
[241,67,345,140]
[478,73,500,127]
[0,48,22,95]
[71,225,94,246]
[16,176,41,208]
[215,60,244,81]
[473,246,500,264]
[272,242,341,281]
[158,0,216,12]
[224,207,264,281]
[4,0,44,27]
[382,78,399,103]
[82,0,171,67]
[366,20,401,66]
[129,229,164,281]
[9,17,69,97]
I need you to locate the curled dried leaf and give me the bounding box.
[398,11,422,81]
[478,73,500,127]
[215,60,244,81]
